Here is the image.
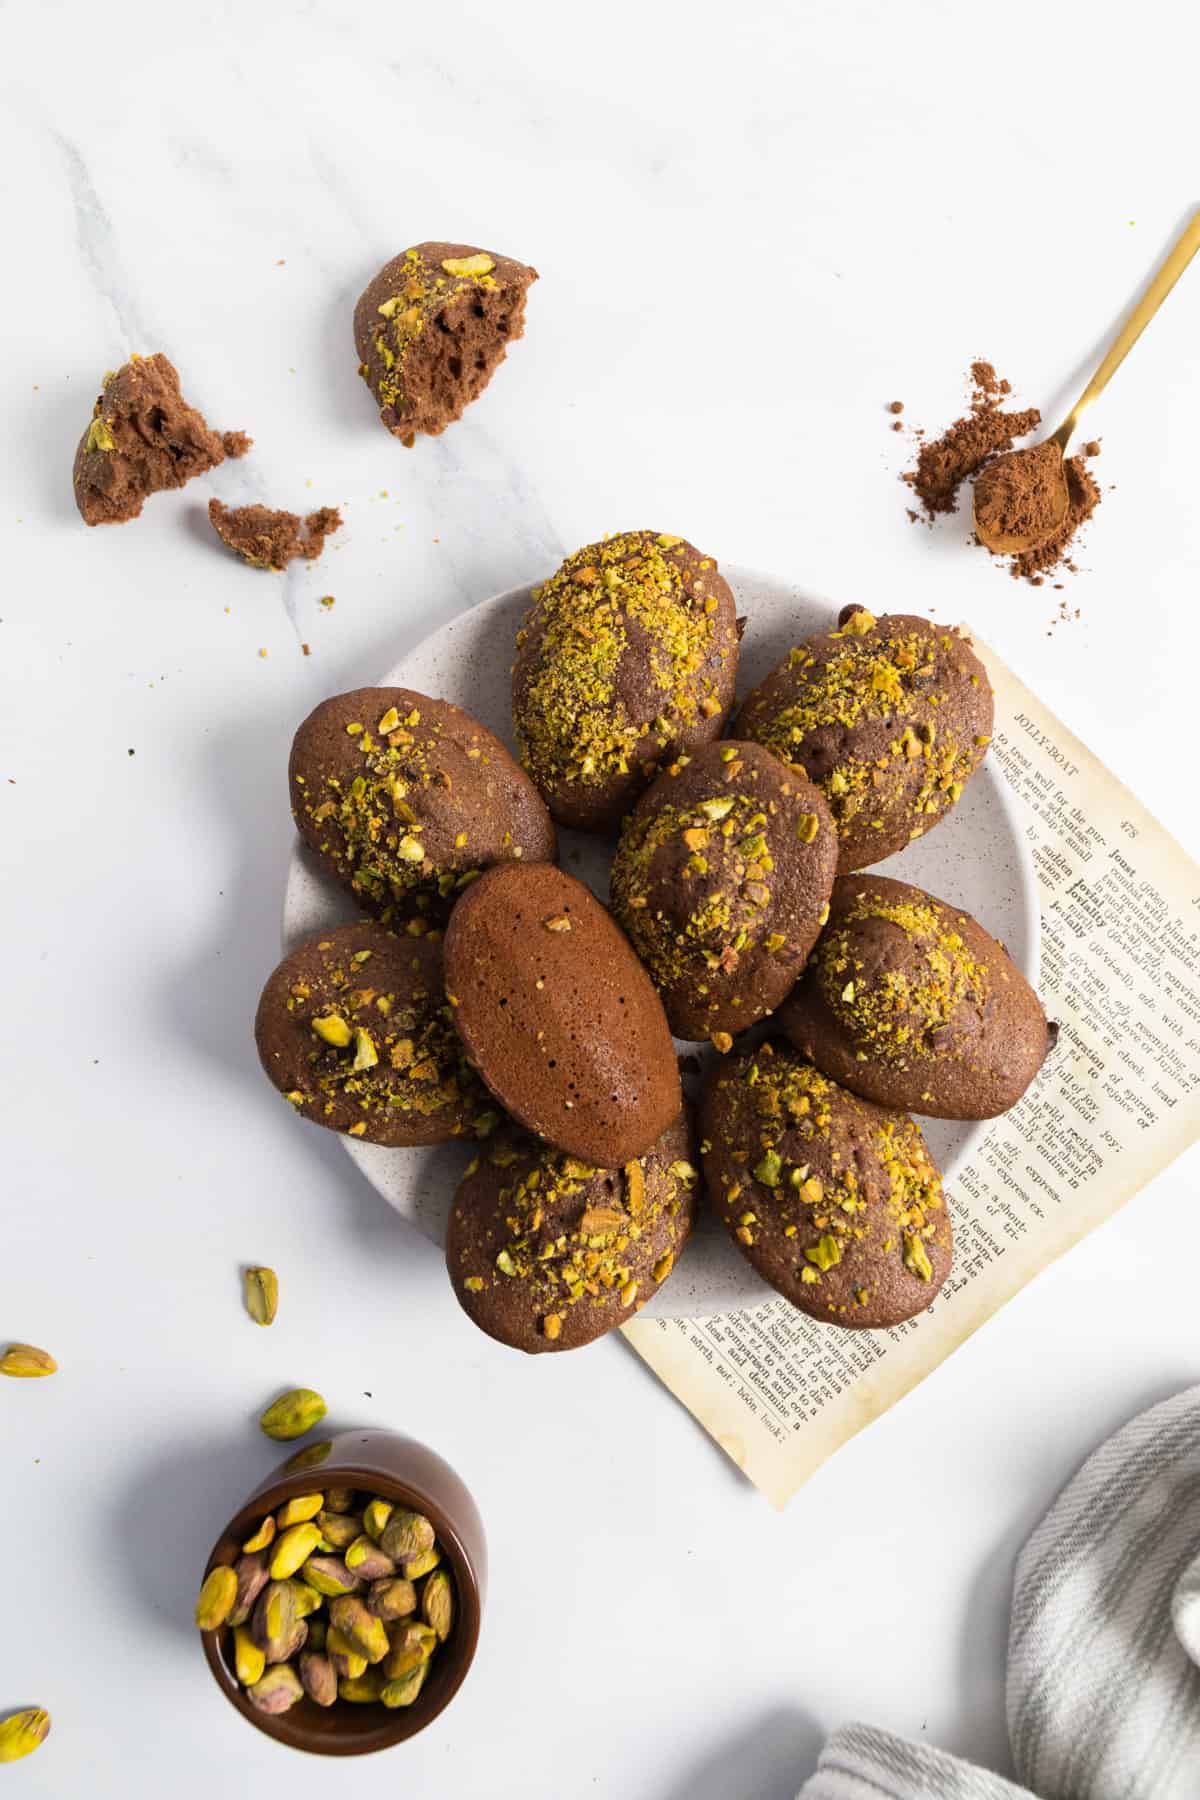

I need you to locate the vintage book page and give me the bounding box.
[623,636,1200,1508]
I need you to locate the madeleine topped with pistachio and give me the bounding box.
[289,687,555,923]
[446,1112,698,1351]
[610,740,837,1043]
[354,242,537,445]
[255,921,497,1147]
[779,874,1055,1118]
[512,531,740,831]
[701,1042,952,1328]
[734,606,993,871]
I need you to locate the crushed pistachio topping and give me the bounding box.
[815,893,988,1065]
[294,703,491,912]
[441,253,495,278]
[718,1046,944,1307]
[612,789,802,996]
[742,617,981,841]
[278,936,492,1136]
[369,246,503,418]
[513,532,725,796]
[459,1138,696,1329]
[85,415,116,452]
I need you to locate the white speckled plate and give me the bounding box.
[283,568,1038,1319]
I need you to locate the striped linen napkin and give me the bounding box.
[1008,1382,1200,1798]
[796,1725,1036,1798]
[797,1384,1200,1800]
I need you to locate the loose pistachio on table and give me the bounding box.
[259,1388,327,1442]
[0,1708,51,1763]
[243,1267,279,1327]
[195,1489,457,1718]
[0,1343,57,1379]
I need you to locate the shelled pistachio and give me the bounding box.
[197,1489,458,1722]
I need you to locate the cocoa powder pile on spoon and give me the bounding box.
[1006,452,1101,584]
[972,441,1066,547]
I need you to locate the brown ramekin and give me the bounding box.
[199,1427,486,1755]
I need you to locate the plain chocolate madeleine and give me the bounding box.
[446,1112,698,1352]
[778,873,1055,1118]
[443,863,682,1166]
[701,1041,952,1329]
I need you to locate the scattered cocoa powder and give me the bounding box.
[970,361,1011,400]
[904,361,1041,516]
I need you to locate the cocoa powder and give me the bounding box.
[970,360,1011,400]
[1009,455,1101,584]
[904,363,1040,516]
[973,442,1067,546]
[903,362,1103,584]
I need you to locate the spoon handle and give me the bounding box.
[1053,207,1200,451]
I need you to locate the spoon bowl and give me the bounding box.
[973,440,1070,556]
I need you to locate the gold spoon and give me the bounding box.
[974,207,1200,556]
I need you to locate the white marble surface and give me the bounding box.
[2,3,1198,1795]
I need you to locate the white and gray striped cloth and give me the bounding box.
[797,1725,1037,1799]
[798,1384,1200,1800]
